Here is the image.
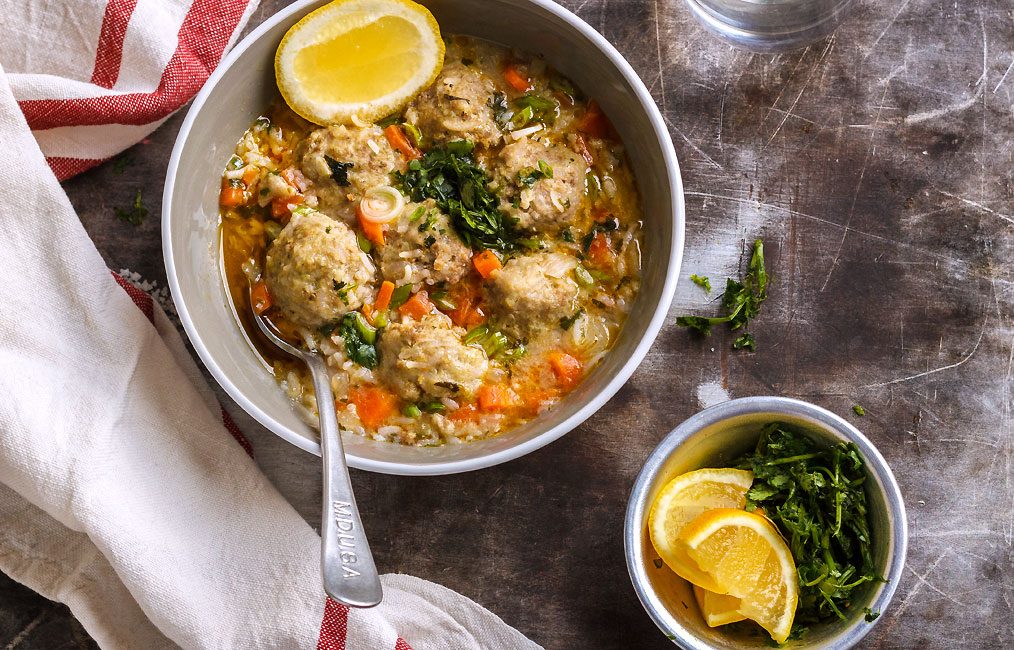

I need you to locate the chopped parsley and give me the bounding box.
[559,309,584,331]
[677,239,767,350]
[394,140,521,253]
[324,155,353,186]
[736,425,881,631]
[517,159,553,188]
[338,311,378,369]
[863,607,880,623]
[332,280,356,302]
[581,216,619,252]
[853,404,866,416]
[115,189,147,225]
[561,228,575,243]
[489,92,512,130]
[690,273,711,293]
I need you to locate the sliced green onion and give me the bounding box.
[356,231,373,253]
[585,171,601,199]
[403,404,422,418]
[463,324,490,344]
[420,401,446,414]
[227,155,244,170]
[351,312,377,344]
[403,123,423,148]
[574,264,595,286]
[430,291,457,311]
[538,159,554,178]
[264,220,283,242]
[372,311,388,328]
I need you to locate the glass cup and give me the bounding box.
[683,0,857,52]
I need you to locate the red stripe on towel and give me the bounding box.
[317,598,350,650]
[91,0,140,88]
[20,0,248,130]
[394,637,413,650]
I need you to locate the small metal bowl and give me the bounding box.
[624,397,907,649]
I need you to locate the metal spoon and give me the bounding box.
[251,301,383,607]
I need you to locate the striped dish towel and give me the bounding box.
[0,1,541,648]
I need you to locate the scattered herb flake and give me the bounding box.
[677,239,767,350]
[690,273,711,293]
[338,311,378,368]
[115,189,147,226]
[853,404,866,416]
[559,309,584,331]
[863,607,880,623]
[324,155,353,186]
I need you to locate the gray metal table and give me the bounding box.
[3,0,1011,647]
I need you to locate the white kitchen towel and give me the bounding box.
[0,1,542,648]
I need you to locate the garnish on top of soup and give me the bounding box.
[219,29,643,446]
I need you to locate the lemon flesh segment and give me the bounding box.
[693,585,746,627]
[276,0,445,125]
[680,509,798,644]
[647,468,753,593]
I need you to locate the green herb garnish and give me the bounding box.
[388,284,413,310]
[853,405,866,416]
[403,404,422,418]
[324,155,353,186]
[517,159,553,188]
[559,309,584,331]
[489,92,512,130]
[736,424,881,631]
[332,280,356,302]
[394,140,521,253]
[463,324,526,364]
[115,189,147,225]
[690,274,711,293]
[338,311,379,368]
[677,239,767,349]
[863,607,880,622]
[511,94,560,128]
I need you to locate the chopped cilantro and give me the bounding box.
[324,155,353,186]
[332,280,355,302]
[338,311,378,368]
[559,309,584,330]
[677,239,767,350]
[115,189,147,226]
[690,273,711,293]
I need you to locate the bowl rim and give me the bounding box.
[162,0,685,475]
[623,396,909,648]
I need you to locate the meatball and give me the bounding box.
[404,58,501,148]
[493,139,586,233]
[264,210,376,329]
[378,315,489,402]
[379,201,471,287]
[484,252,581,340]
[298,124,404,221]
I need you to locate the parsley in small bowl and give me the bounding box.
[625,397,908,649]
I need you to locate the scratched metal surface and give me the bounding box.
[4,0,1012,648]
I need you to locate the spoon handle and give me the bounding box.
[307,354,383,607]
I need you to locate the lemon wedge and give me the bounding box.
[679,509,798,644]
[647,468,754,593]
[693,585,746,627]
[275,0,445,125]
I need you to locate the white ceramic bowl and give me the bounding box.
[163,0,684,474]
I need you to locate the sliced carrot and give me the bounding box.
[522,387,560,415]
[271,193,303,219]
[472,250,502,279]
[361,303,375,325]
[374,280,395,313]
[576,100,612,139]
[503,63,532,93]
[250,280,271,315]
[587,231,616,269]
[398,291,433,320]
[477,384,521,411]
[548,352,583,389]
[219,184,246,208]
[357,205,386,246]
[383,124,422,160]
[348,386,397,430]
[241,166,259,186]
[449,403,481,423]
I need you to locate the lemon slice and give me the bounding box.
[275,0,445,125]
[693,585,746,627]
[679,509,798,644]
[647,468,754,593]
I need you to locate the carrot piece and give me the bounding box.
[548,352,583,389]
[357,205,386,246]
[587,231,615,269]
[348,386,397,430]
[449,403,480,422]
[383,125,422,160]
[472,250,503,279]
[374,280,395,313]
[241,166,259,186]
[271,193,303,219]
[219,184,246,208]
[398,291,433,320]
[478,384,521,411]
[250,280,271,315]
[576,100,612,139]
[503,63,532,93]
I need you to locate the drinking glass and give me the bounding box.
[683,0,857,52]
